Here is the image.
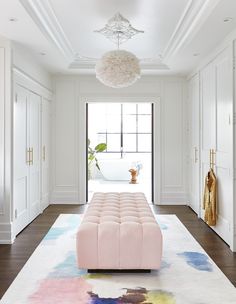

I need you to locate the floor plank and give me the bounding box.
[0,204,235,299]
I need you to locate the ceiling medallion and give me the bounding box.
[95,13,144,88]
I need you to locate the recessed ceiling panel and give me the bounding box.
[49,0,190,59]
[1,0,235,75]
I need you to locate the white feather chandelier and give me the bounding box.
[95,50,140,88]
[95,13,144,88]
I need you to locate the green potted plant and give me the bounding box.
[88,139,107,179]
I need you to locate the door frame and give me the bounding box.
[78,96,161,205]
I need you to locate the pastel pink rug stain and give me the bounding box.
[29,277,92,304]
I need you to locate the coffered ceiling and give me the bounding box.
[0,0,236,75]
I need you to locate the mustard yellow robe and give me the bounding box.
[202,169,217,226]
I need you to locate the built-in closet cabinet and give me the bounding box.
[14,85,41,235]
[41,98,50,211]
[13,84,51,236]
[188,74,200,214]
[199,47,234,248]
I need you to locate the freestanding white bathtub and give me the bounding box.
[99,158,133,181]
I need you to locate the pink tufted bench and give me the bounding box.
[76,192,162,270]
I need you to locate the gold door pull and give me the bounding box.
[26,148,31,165]
[29,148,33,165]
[194,147,198,163]
[210,149,216,169]
[43,146,46,161]
[212,149,216,167]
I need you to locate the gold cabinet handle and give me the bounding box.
[29,148,33,165]
[210,149,216,169]
[194,147,198,163]
[43,145,46,161]
[26,148,31,165]
[31,148,33,165]
[210,149,212,168]
[212,149,216,167]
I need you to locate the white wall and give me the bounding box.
[51,75,188,204]
[0,37,12,243]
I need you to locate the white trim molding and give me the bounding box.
[69,59,169,71]
[19,0,170,71]
[78,96,162,205]
[0,38,13,244]
[51,76,188,206]
[162,0,221,62]
[50,191,79,204]
[161,192,188,205]
[13,67,53,100]
[20,0,75,62]
[0,47,5,215]
[0,223,14,244]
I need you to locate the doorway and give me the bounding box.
[86,102,154,202]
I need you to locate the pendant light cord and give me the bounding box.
[117,31,120,50]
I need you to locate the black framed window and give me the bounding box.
[97,103,152,156]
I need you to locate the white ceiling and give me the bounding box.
[49,0,189,59]
[0,0,236,75]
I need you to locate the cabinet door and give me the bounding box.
[14,85,29,235]
[41,98,50,210]
[200,48,233,247]
[28,92,41,222]
[189,74,200,214]
[214,48,233,246]
[200,61,216,219]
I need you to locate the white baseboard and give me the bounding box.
[50,190,79,204]
[41,194,49,211]
[160,192,188,205]
[0,222,15,244]
[50,201,82,205]
[210,214,230,246]
[50,191,188,205]
[50,190,83,204]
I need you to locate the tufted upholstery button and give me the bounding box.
[77,192,162,270]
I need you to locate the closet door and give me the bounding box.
[189,74,200,214]
[200,61,216,222]
[200,48,233,247]
[214,48,233,246]
[28,92,41,222]
[13,85,29,235]
[41,98,50,210]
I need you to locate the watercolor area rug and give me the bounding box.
[1,214,236,304]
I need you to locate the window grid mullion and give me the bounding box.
[136,104,138,153]
[101,104,151,154]
[121,104,123,158]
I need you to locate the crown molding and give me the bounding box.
[20,0,220,72]
[69,58,169,71]
[13,67,53,99]
[20,0,169,72]
[162,0,221,63]
[20,0,75,62]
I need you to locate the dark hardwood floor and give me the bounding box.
[0,204,236,299]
